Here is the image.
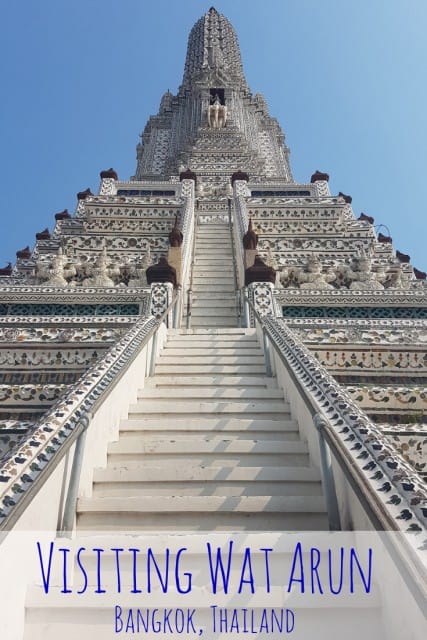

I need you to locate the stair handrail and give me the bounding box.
[230,184,248,288]
[179,179,196,325]
[243,293,427,521]
[0,295,178,534]
[227,197,242,326]
[185,203,199,328]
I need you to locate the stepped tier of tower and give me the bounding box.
[171,125,266,182]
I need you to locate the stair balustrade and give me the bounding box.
[0,296,178,535]
[243,290,427,621]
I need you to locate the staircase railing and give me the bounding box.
[242,291,427,601]
[0,295,178,536]
[178,178,196,327]
[230,183,248,288]
[185,203,199,328]
[243,294,427,533]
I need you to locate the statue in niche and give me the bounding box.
[242,219,258,250]
[128,247,152,287]
[265,247,282,287]
[383,264,412,290]
[82,246,115,287]
[168,215,183,247]
[297,255,335,290]
[208,94,227,129]
[43,248,76,287]
[347,252,384,290]
[278,265,290,288]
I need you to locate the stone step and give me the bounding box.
[187,302,237,308]
[157,354,265,364]
[163,343,259,352]
[121,416,297,429]
[193,253,232,260]
[194,258,235,265]
[187,296,238,304]
[195,239,232,245]
[118,427,299,441]
[196,231,230,235]
[77,511,329,531]
[168,328,254,334]
[164,339,257,348]
[196,229,229,234]
[93,478,323,497]
[106,453,310,468]
[137,387,283,399]
[193,269,234,275]
[191,296,237,305]
[193,268,234,275]
[108,436,302,455]
[190,309,237,318]
[193,275,235,283]
[192,284,236,292]
[128,399,290,413]
[191,303,237,312]
[192,264,233,271]
[196,239,231,244]
[93,484,322,498]
[144,375,276,386]
[77,494,325,516]
[93,486,324,499]
[192,268,235,275]
[154,364,266,374]
[187,291,236,294]
[194,243,232,248]
[195,249,233,255]
[196,239,230,244]
[94,464,319,483]
[166,332,256,340]
[159,348,262,356]
[196,228,229,231]
[187,317,238,327]
[165,338,255,344]
[192,287,235,294]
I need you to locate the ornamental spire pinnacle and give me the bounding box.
[181,7,249,91]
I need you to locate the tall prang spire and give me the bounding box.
[133,8,293,183]
[181,7,249,92]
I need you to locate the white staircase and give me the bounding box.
[23,334,390,639]
[189,218,238,327]
[76,328,328,531]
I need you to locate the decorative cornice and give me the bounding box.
[344,385,427,412]
[284,318,427,346]
[0,316,137,326]
[246,195,342,206]
[0,286,150,305]
[275,289,427,306]
[0,326,125,344]
[284,318,427,329]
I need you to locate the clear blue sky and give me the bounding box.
[0,0,426,269]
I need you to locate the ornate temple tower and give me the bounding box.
[134,7,293,185]
[0,8,427,640]
[0,10,426,636]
